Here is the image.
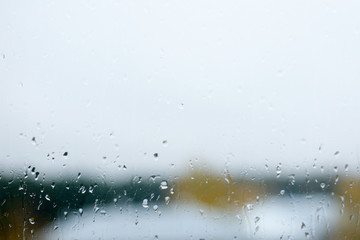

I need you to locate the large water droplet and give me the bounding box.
[45,194,51,201]
[34,172,40,181]
[29,217,35,224]
[160,180,168,190]
[142,199,149,208]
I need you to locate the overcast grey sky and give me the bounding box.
[1,0,360,181]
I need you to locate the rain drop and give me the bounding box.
[160,180,168,190]
[165,196,170,205]
[246,204,254,211]
[301,222,306,229]
[142,199,149,208]
[45,194,50,201]
[276,163,282,178]
[29,218,35,225]
[79,208,84,216]
[35,172,40,181]
[236,214,242,224]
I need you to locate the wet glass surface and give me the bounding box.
[1,1,360,239]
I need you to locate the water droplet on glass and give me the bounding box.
[94,207,100,213]
[236,214,242,224]
[162,140,168,147]
[77,172,81,180]
[79,185,87,194]
[51,182,55,189]
[199,209,204,215]
[255,216,260,224]
[246,204,254,211]
[164,196,170,205]
[280,190,285,195]
[301,222,306,229]
[276,163,282,178]
[160,180,168,190]
[79,208,83,216]
[45,194,50,201]
[288,174,295,185]
[153,153,159,160]
[334,151,340,155]
[142,199,149,208]
[35,172,39,181]
[320,182,326,189]
[29,217,35,224]
[133,176,142,184]
[153,205,158,212]
[334,175,339,185]
[63,152,68,157]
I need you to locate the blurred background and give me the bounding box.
[1,0,360,239]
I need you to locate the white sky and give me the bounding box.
[1,0,360,181]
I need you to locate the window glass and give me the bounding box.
[1,1,360,239]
